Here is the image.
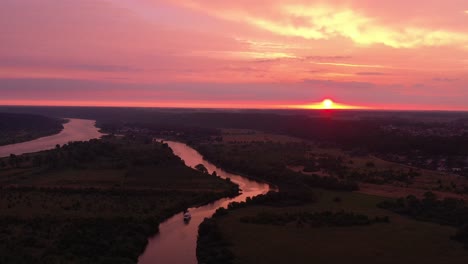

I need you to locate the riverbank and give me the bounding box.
[0,118,103,157]
[0,112,64,147]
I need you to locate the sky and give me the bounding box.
[1,0,468,110]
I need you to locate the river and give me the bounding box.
[0,121,270,263]
[0,118,104,157]
[138,141,272,264]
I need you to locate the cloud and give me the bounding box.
[70,64,142,72]
[314,62,386,68]
[0,56,143,72]
[249,55,351,64]
[304,56,352,61]
[302,79,375,90]
[278,5,468,48]
[178,1,468,49]
[432,77,459,82]
[356,72,388,76]
[1,77,468,110]
[192,51,297,60]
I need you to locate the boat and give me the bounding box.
[183,211,192,222]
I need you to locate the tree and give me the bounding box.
[195,164,208,174]
[8,154,18,168]
[32,155,43,167]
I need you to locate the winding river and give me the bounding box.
[138,141,272,264]
[0,119,270,263]
[0,118,104,158]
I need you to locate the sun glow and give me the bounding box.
[322,99,334,109]
[285,99,368,110]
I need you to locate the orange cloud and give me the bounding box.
[277,5,468,48]
[314,62,386,68]
[176,1,468,49]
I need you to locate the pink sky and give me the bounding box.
[1,0,467,110]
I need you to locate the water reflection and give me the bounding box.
[138,141,271,264]
[0,119,104,157]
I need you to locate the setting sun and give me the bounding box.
[322,99,334,109]
[285,99,369,110]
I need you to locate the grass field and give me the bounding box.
[193,135,468,264]
[296,145,468,199]
[215,190,468,264]
[0,164,231,192]
[220,129,304,143]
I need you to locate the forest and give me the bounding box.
[0,112,64,146]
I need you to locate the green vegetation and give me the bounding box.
[194,142,358,191]
[239,211,389,227]
[378,192,468,226]
[197,218,234,264]
[197,192,314,264]
[220,192,389,228]
[191,139,468,263]
[193,141,432,192]
[378,192,468,248]
[0,138,236,192]
[0,112,64,146]
[0,137,238,263]
[347,168,420,184]
[193,139,468,263]
[200,190,468,264]
[0,217,156,264]
[454,226,468,246]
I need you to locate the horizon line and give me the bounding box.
[1,103,467,113]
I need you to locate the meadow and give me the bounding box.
[193,138,468,263]
[209,190,468,264]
